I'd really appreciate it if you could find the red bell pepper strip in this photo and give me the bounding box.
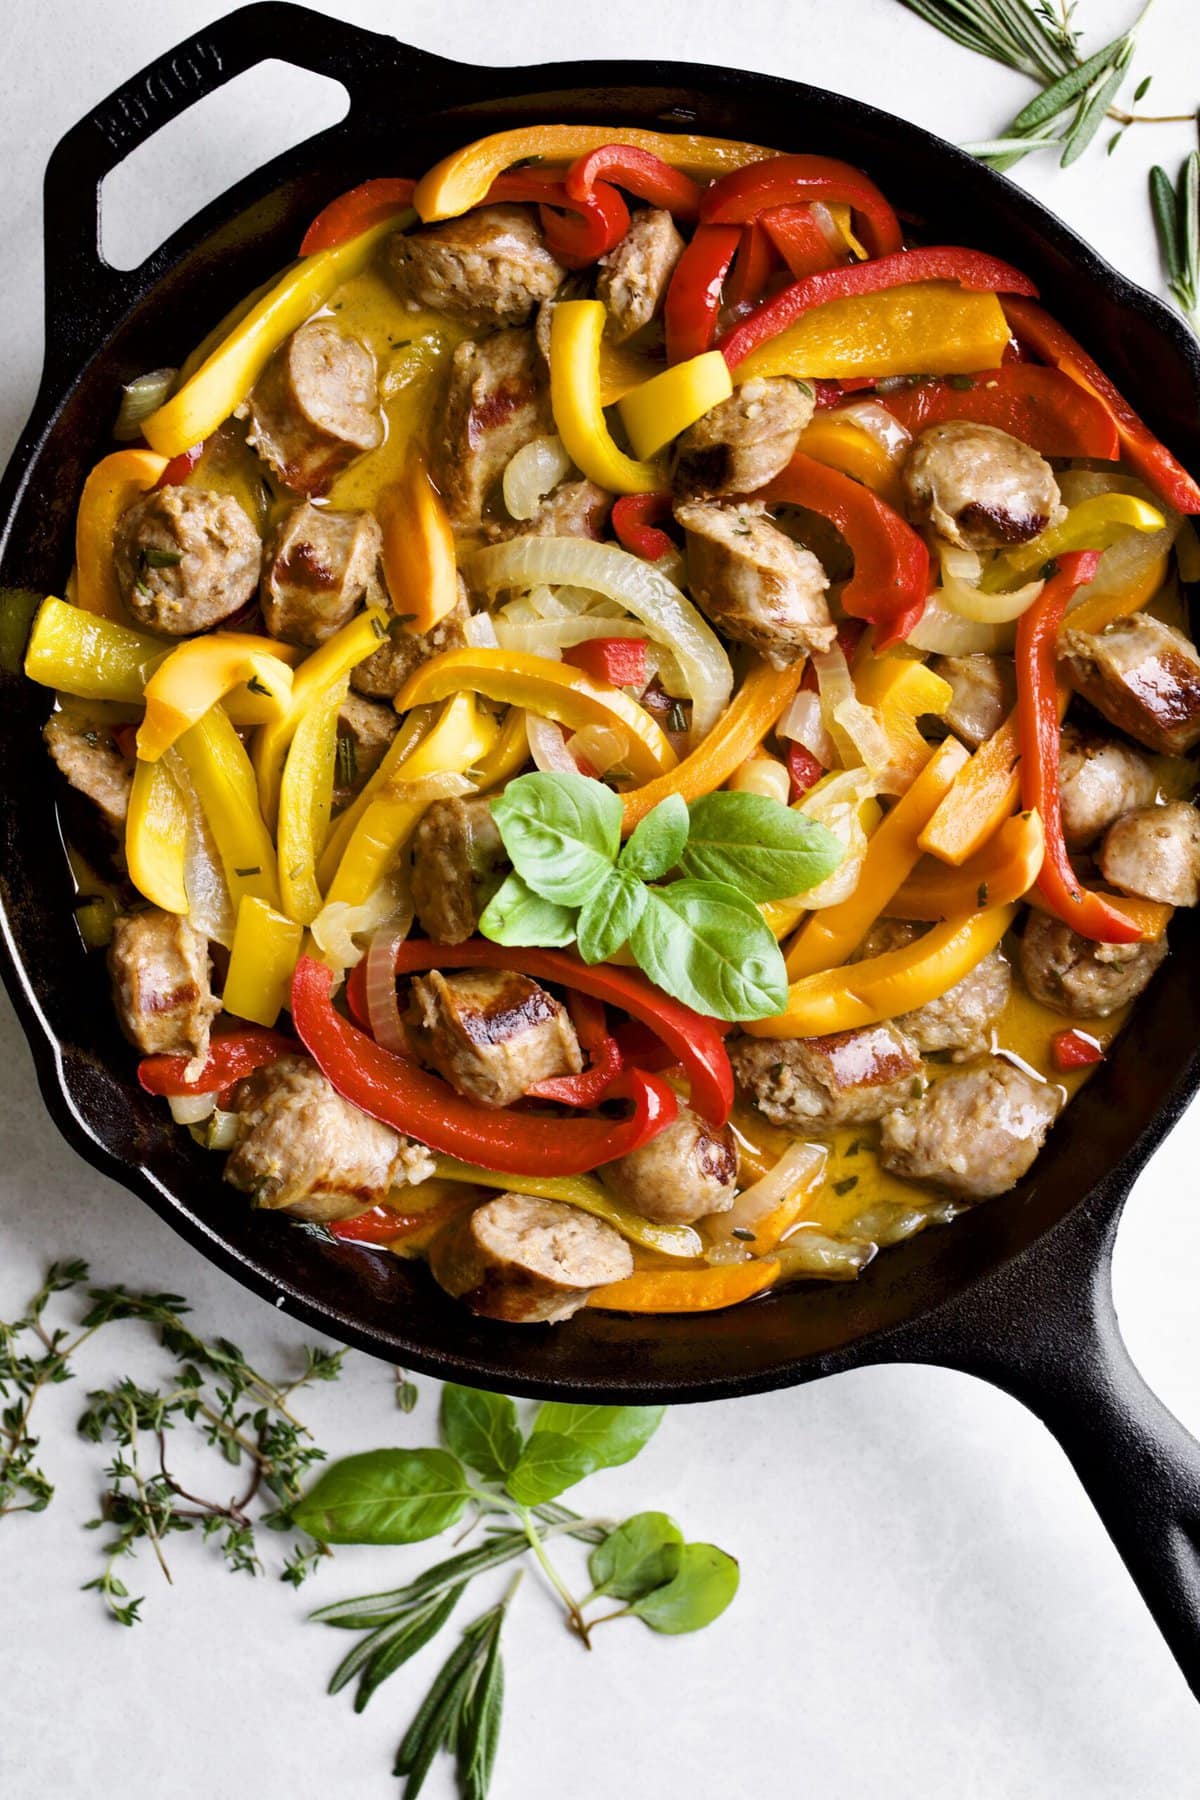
[528,1035,625,1107]
[138,1026,295,1097]
[759,204,844,279]
[664,223,742,364]
[330,1195,464,1246]
[698,153,903,258]
[155,442,204,488]
[1051,1028,1105,1072]
[814,376,877,409]
[292,956,677,1177]
[786,741,826,799]
[1003,297,1200,515]
[723,222,777,313]
[611,493,675,561]
[299,177,416,256]
[564,145,700,219]
[1015,551,1142,945]
[345,940,734,1126]
[877,365,1120,459]
[486,169,630,269]
[763,454,930,652]
[719,247,1039,369]
[563,637,649,686]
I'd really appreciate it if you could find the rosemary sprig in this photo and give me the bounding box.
[1151,144,1200,321]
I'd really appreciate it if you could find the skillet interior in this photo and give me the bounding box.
[2,28,1199,1400]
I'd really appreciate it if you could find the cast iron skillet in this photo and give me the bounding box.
[3,0,1200,1695]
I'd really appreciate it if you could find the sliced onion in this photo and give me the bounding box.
[526,713,580,775]
[835,400,912,463]
[938,540,1045,625]
[777,687,836,767]
[812,644,895,784]
[311,874,411,977]
[707,1141,827,1257]
[203,1109,240,1152]
[567,724,629,775]
[168,1091,217,1125]
[502,435,573,521]
[905,591,1014,655]
[772,1229,877,1282]
[382,772,473,807]
[463,611,500,648]
[493,613,649,659]
[113,367,177,441]
[363,905,416,1054]
[163,748,236,947]
[792,768,880,908]
[727,752,791,804]
[470,537,733,741]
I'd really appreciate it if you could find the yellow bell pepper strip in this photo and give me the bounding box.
[24,597,166,703]
[784,736,969,980]
[316,706,435,890]
[75,449,169,619]
[733,282,1011,384]
[851,651,954,788]
[432,1158,703,1259]
[412,125,777,221]
[470,707,530,791]
[137,633,295,762]
[378,451,459,635]
[745,905,1017,1039]
[620,658,802,833]
[278,675,347,926]
[126,757,189,914]
[980,493,1166,593]
[549,300,662,494]
[141,217,403,458]
[616,350,733,460]
[889,809,1046,920]
[394,646,677,783]
[796,413,903,506]
[174,705,280,913]
[325,692,497,909]
[222,897,303,1028]
[252,605,387,827]
[588,1259,781,1313]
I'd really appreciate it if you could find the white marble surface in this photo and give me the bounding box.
[3,3,1200,1795]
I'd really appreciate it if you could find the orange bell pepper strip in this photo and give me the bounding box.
[378,451,459,635]
[796,413,904,506]
[784,735,968,979]
[588,1259,781,1313]
[75,449,169,618]
[137,633,295,761]
[1026,888,1171,941]
[394,647,677,783]
[620,659,803,833]
[889,809,1045,920]
[412,125,777,221]
[732,283,1011,385]
[917,693,1059,867]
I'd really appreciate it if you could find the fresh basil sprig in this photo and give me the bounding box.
[479,773,842,1020]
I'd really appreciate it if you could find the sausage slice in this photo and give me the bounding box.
[1059,613,1200,755]
[430,1192,632,1323]
[1099,801,1200,907]
[901,420,1064,551]
[261,503,384,645]
[108,908,219,1073]
[596,207,685,343]
[730,1022,925,1132]
[674,498,835,667]
[673,378,814,500]
[387,205,566,328]
[410,796,509,946]
[407,968,583,1108]
[1019,911,1167,1017]
[879,1055,1061,1200]
[1057,723,1158,850]
[929,653,1016,750]
[114,485,261,635]
[601,1104,737,1225]
[245,321,383,496]
[433,329,554,533]
[44,709,133,839]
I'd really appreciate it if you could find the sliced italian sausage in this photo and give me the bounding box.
[387,205,565,328]
[878,1055,1061,1200]
[901,420,1064,551]
[114,485,261,635]
[674,498,835,667]
[601,1104,738,1226]
[673,378,814,500]
[108,908,219,1073]
[730,1022,925,1132]
[260,503,384,646]
[429,1192,633,1324]
[245,321,383,496]
[407,968,583,1108]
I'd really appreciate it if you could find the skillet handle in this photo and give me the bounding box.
[39,2,442,368]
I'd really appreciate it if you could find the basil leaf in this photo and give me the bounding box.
[679,791,844,901]
[292,1449,470,1544]
[490,773,621,904]
[530,1403,665,1471]
[478,872,577,947]
[629,881,788,1020]
[576,869,647,964]
[504,1431,597,1505]
[439,1385,523,1483]
[589,1512,684,1602]
[619,793,689,882]
[630,1542,740,1634]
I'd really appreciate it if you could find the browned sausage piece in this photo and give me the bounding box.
[674,499,835,668]
[113,485,261,635]
[429,1192,632,1324]
[225,1053,434,1222]
[601,1105,737,1225]
[596,207,685,342]
[260,503,384,646]
[407,968,583,1108]
[108,908,219,1072]
[1059,613,1200,755]
[410,796,508,946]
[673,378,814,500]
[1099,801,1200,907]
[334,693,398,804]
[929,653,1016,750]
[245,321,383,496]
[1057,722,1157,850]
[488,478,612,543]
[856,921,1012,1060]
[901,421,1064,551]
[387,205,566,329]
[433,329,554,533]
[350,584,470,702]
[1019,910,1167,1017]
[878,1056,1061,1200]
[44,710,133,839]
[729,1023,925,1132]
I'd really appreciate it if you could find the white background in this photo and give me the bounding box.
[3,3,1200,1796]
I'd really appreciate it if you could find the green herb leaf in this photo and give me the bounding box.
[589,1511,684,1601]
[529,1403,665,1471]
[490,773,620,904]
[478,873,576,948]
[630,881,788,1020]
[503,1431,597,1506]
[619,793,690,881]
[575,870,647,964]
[679,791,843,901]
[292,1448,470,1545]
[630,1542,740,1634]
[439,1386,523,1483]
